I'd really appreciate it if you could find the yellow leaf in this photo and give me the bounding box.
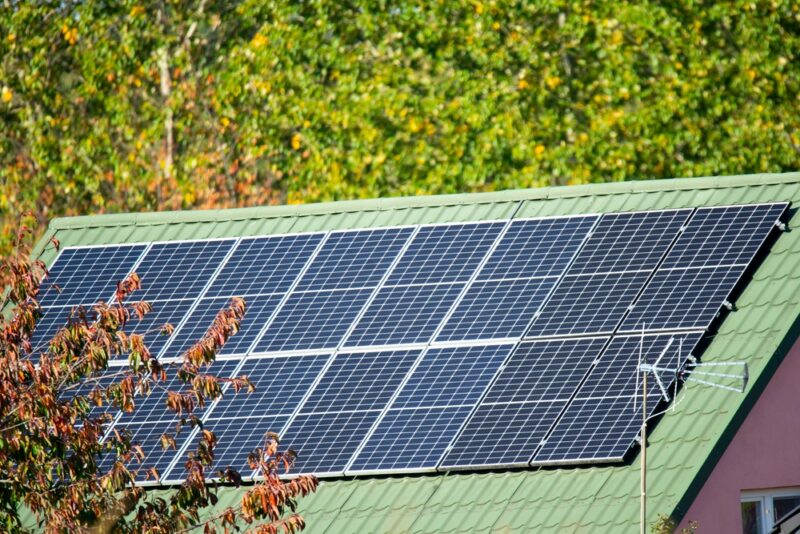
[129,5,145,17]
[517,79,529,90]
[291,133,301,150]
[534,144,546,157]
[251,33,268,49]
[1,87,12,103]
[545,75,561,90]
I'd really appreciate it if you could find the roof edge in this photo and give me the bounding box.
[48,172,800,230]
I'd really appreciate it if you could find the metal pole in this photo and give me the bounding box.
[641,371,647,534]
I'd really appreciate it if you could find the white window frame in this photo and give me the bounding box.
[741,487,800,533]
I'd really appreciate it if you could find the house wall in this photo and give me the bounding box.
[678,337,800,533]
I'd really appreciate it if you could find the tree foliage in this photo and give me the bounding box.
[1,1,799,251]
[0,228,317,532]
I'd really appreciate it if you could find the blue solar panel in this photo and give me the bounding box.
[533,333,702,464]
[348,344,512,472]
[391,345,513,409]
[525,211,691,337]
[385,223,504,285]
[620,266,743,332]
[194,415,290,479]
[164,295,283,357]
[281,349,420,474]
[477,216,597,280]
[436,278,557,342]
[120,299,195,359]
[28,306,92,355]
[441,337,607,468]
[567,210,691,275]
[39,245,147,307]
[101,419,198,482]
[281,411,383,475]
[349,407,473,472]
[209,355,329,420]
[661,203,787,269]
[205,234,324,297]
[254,289,372,352]
[61,366,128,420]
[118,359,243,424]
[300,350,420,413]
[134,240,235,301]
[526,272,650,337]
[296,228,413,291]
[344,284,464,347]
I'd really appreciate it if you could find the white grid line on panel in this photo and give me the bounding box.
[344,203,528,473]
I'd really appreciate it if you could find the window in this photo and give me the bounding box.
[741,488,800,533]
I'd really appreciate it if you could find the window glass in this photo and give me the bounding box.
[741,500,762,534]
[774,495,800,523]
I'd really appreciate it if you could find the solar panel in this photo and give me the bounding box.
[254,289,372,352]
[133,240,235,301]
[344,283,465,347]
[38,245,147,307]
[29,306,93,355]
[119,299,195,359]
[533,332,702,464]
[205,234,324,297]
[385,223,504,285]
[660,203,787,269]
[477,216,598,280]
[163,295,283,357]
[348,344,513,473]
[296,228,413,291]
[440,337,608,468]
[436,278,558,342]
[526,210,691,337]
[281,349,420,475]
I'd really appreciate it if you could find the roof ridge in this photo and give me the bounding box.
[48,172,800,230]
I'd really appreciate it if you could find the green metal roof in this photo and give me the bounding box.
[32,172,800,532]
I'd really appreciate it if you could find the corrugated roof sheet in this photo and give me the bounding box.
[30,172,800,532]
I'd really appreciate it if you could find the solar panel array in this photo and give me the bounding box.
[31,202,788,482]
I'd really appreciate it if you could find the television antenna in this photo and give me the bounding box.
[634,326,748,534]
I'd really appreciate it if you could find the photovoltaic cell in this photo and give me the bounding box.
[527,272,650,336]
[296,228,413,291]
[349,344,512,472]
[254,289,372,352]
[385,223,504,286]
[661,203,787,269]
[533,333,702,464]
[28,306,93,355]
[165,295,283,357]
[38,245,147,307]
[344,283,465,347]
[134,240,235,301]
[436,278,557,342]
[205,234,324,297]
[477,216,597,280]
[441,337,607,468]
